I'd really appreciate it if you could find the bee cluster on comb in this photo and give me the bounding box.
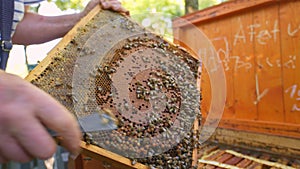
[28,10,202,169]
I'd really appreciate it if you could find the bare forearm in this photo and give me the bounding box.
[11,0,128,46]
[12,12,83,45]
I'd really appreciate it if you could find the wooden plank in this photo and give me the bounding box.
[218,119,300,138]
[214,153,234,169]
[246,162,261,169]
[202,164,216,169]
[81,154,107,169]
[81,154,138,169]
[198,159,242,169]
[68,154,84,169]
[200,63,211,118]
[80,141,149,169]
[197,147,215,162]
[198,149,224,168]
[253,3,284,122]
[231,10,257,120]
[203,145,219,156]
[249,154,271,169]
[226,150,295,169]
[192,118,199,167]
[172,27,180,45]
[197,145,219,168]
[224,156,243,165]
[173,0,283,28]
[197,143,210,158]
[236,158,253,168]
[215,153,233,163]
[197,159,208,168]
[211,127,300,158]
[270,158,290,169]
[280,0,300,123]
[204,150,226,160]
[204,19,235,119]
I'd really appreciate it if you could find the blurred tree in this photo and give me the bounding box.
[48,0,85,11]
[120,0,184,40]
[120,0,184,21]
[198,0,219,10]
[49,0,225,13]
[48,0,226,39]
[185,0,198,14]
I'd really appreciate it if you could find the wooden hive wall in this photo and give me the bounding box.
[173,0,300,139]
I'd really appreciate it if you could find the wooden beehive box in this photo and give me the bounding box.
[173,0,300,157]
[25,5,201,169]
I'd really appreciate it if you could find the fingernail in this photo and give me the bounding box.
[102,2,107,7]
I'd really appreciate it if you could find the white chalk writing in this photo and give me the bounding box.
[254,74,269,105]
[198,47,219,73]
[272,20,280,42]
[288,23,300,36]
[233,19,300,46]
[285,84,300,112]
[234,18,247,46]
[234,19,281,46]
[231,55,252,71]
[197,17,299,113]
[284,55,297,69]
[199,37,298,73]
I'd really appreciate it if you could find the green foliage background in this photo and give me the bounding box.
[47,0,85,11]
[50,0,222,14]
[48,0,224,39]
[119,0,220,39]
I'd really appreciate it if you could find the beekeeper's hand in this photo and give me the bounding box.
[0,70,81,163]
[82,0,129,16]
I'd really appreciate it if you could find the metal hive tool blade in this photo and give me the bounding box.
[78,112,118,132]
